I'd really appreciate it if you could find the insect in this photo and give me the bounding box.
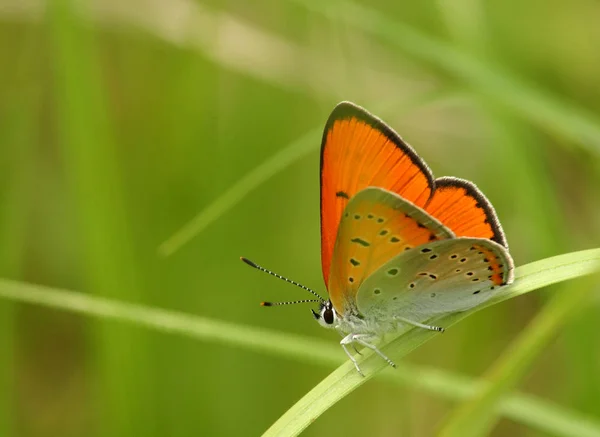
[242,101,514,375]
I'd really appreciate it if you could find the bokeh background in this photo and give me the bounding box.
[1,0,600,436]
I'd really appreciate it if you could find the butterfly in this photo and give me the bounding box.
[242,101,514,375]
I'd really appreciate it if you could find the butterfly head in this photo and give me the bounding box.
[312,300,337,328]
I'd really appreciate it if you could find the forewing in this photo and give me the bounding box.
[327,187,454,315]
[356,238,514,321]
[320,102,434,287]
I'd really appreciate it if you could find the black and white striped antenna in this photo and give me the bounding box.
[240,257,324,306]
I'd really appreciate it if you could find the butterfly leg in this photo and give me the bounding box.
[351,334,397,369]
[340,333,396,374]
[336,327,362,355]
[340,341,364,376]
[395,316,445,333]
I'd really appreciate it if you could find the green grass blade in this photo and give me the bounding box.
[0,82,36,437]
[48,2,153,435]
[158,126,320,257]
[0,278,334,364]
[406,366,600,437]
[291,0,600,151]
[439,276,597,437]
[501,392,600,437]
[0,250,598,436]
[262,248,600,436]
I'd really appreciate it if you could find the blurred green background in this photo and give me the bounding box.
[1,0,600,436]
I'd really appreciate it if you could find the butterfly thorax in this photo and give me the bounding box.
[339,305,399,336]
[315,299,397,336]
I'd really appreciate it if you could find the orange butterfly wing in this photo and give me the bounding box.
[320,102,507,289]
[424,177,506,246]
[320,103,435,286]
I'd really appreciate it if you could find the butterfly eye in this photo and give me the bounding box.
[323,304,335,325]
